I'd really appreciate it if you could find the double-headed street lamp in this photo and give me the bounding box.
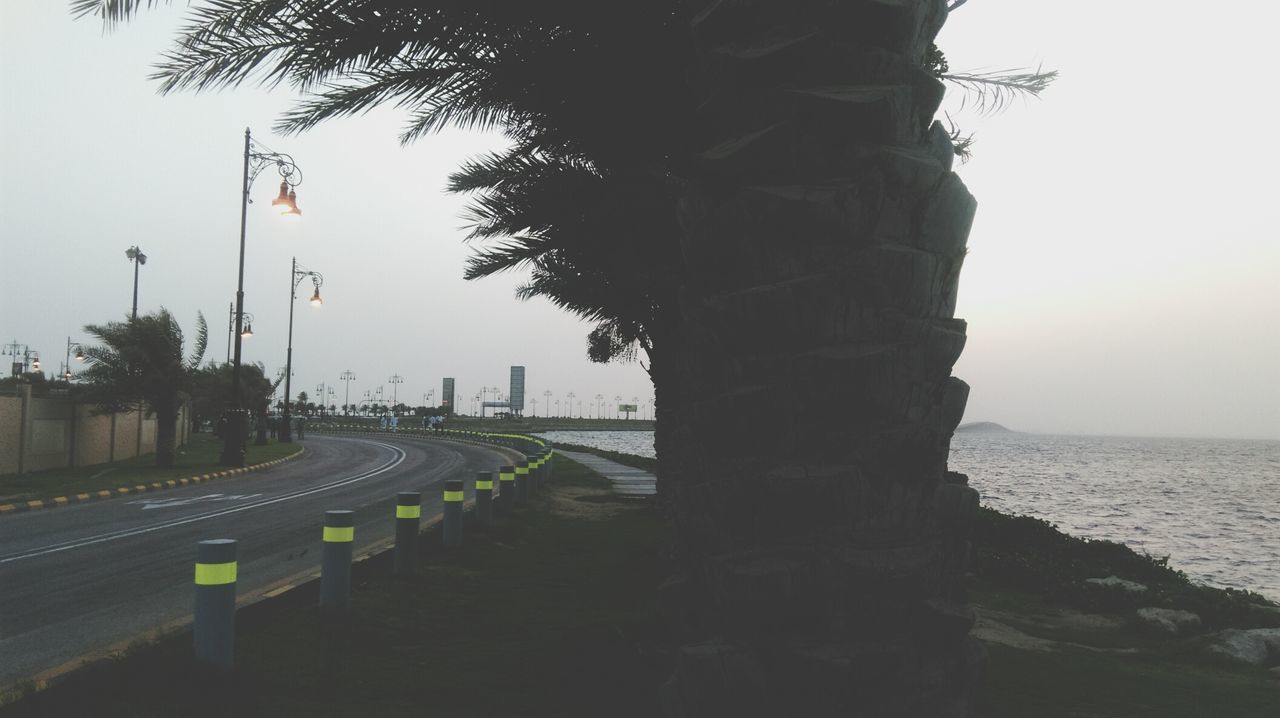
[221,128,303,467]
[125,246,147,320]
[62,338,85,381]
[281,257,323,443]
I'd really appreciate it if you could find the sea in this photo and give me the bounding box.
[537,430,1280,601]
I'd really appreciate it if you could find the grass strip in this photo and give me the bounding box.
[0,434,301,503]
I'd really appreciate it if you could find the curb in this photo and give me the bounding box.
[0,447,307,517]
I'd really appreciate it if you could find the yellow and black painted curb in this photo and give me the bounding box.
[0,447,306,517]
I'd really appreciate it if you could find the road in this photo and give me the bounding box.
[0,433,516,687]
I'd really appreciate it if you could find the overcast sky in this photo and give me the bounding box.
[2,1,1277,439]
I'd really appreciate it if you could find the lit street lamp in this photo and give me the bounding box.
[222,127,304,466]
[281,257,323,442]
[125,246,147,320]
[63,337,85,381]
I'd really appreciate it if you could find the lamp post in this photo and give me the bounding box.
[339,370,355,415]
[544,390,552,418]
[221,128,303,466]
[226,305,256,363]
[281,257,323,443]
[388,374,403,413]
[63,337,85,381]
[567,391,576,419]
[125,246,147,320]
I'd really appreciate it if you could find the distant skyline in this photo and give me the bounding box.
[2,1,1277,440]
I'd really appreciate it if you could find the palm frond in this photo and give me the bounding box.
[943,67,1057,115]
[70,0,167,26]
[187,311,208,371]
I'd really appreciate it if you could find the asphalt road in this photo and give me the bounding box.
[0,433,517,687]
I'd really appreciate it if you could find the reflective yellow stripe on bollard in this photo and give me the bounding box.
[194,561,238,585]
[323,526,355,542]
[396,504,421,519]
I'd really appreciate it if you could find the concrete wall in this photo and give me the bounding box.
[0,394,22,475]
[0,390,190,475]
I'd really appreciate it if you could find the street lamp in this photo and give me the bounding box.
[567,391,576,418]
[222,128,304,467]
[63,337,85,381]
[281,257,323,443]
[125,246,147,320]
[388,374,403,413]
[340,370,356,415]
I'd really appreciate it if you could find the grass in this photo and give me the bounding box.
[3,451,1276,717]
[979,643,1279,717]
[0,433,301,503]
[1,457,669,718]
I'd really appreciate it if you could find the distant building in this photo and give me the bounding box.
[442,377,455,414]
[509,366,525,416]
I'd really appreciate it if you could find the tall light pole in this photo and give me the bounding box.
[222,128,303,466]
[595,394,604,419]
[340,370,356,415]
[388,374,403,413]
[63,337,85,381]
[281,257,323,442]
[125,246,147,320]
[567,391,576,418]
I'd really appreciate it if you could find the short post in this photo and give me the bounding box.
[443,479,464,547]
[475,471,494,529]
[320,510,355,615]
[514,459,530,505]
[525,454,540,495]
[193,539,238,669]
[498,465,515,514]
[394,492,421,575]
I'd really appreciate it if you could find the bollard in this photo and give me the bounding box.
[394,492,421,575]
[443,479,464,546]
[193,539,238,669]
[475,471,494,528]
[320,510,355,615]
[514,459,530,505]
[498,465,515,514]
[525,454,540,495]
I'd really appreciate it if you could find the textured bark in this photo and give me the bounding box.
[660,1,983,715]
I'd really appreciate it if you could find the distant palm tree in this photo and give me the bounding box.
[79,309,207,468]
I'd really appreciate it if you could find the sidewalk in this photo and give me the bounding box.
[552,450,655,496]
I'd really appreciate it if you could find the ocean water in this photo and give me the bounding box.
[539,429,1280,600]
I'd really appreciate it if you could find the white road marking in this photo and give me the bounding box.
[0,441,407,564]
[130,494,263,510]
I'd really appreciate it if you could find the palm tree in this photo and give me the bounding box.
[72,2,1053,713]
[78,309,207,468]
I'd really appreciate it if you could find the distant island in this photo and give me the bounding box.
[956,421,1016,433]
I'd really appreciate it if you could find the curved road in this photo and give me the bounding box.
[0,433,516,687]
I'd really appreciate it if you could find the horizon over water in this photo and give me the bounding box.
[538,429,1280,601]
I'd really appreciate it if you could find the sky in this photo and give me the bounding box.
[1,1,1277,439]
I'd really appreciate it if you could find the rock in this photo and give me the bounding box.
[1135,608,1201,636]
[1085,576,1149,593]
[1204,628,1280,665]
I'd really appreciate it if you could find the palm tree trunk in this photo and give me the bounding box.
[661,2,982,715]
[154,400,178,469]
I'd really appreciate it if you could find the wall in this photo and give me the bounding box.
[0,390,190,476]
